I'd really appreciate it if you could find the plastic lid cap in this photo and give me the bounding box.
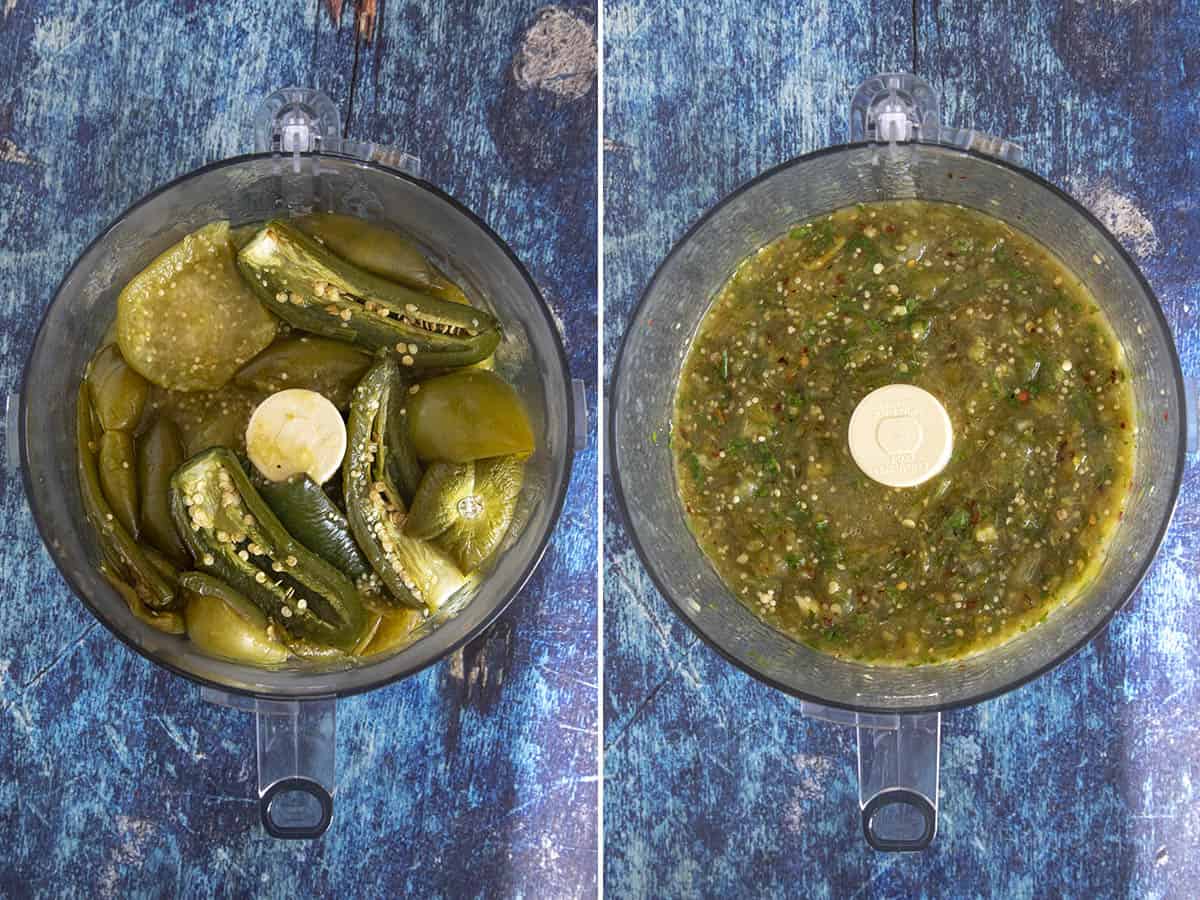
[847,385,953,488]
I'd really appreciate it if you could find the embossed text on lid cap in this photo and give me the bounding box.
[847,384,953,488]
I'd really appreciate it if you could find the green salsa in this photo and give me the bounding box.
[672,201,1136,665]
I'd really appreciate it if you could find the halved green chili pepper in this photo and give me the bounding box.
[294,212,440,290]
[236,220,500,369]
[385,375,424,504]
[344,359,467,610]
[87,344,149,432]
[234,336,372,410]
[77,385,175,610]
[169,447,368,651]
[137,417,189,564]
[258,474,373,582]
[294,213,475,308]
[98,430,139,538]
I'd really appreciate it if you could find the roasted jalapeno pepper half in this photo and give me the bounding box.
[169,447,368,651]
[237,221,500,369]
[137,416,189,564]
[258,474,373,583]
[344,359,466,610]
[77,385,176,611]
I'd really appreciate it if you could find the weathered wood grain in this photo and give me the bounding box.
[0,1,597,897]
[604,1,1200,896]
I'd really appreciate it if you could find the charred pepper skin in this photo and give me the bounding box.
[169,447,368,651]
[77,385,176,611]
[236,220,501,369]
[258,474,373,582]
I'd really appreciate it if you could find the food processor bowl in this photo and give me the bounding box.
[610,74,1186,849]
[17,89,583,837]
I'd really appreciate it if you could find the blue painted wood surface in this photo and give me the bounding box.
[604,1,1200,896]
[0,1,597,896]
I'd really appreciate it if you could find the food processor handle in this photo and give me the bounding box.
[855,712,940,851]
[800,702,940,851]
[202,689,337,839]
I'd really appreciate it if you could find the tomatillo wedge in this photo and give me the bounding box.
[236,220,500,369]
[181,571,290,666]
[344,359,467,610]
[406,369,534,463]
[117,221,278,391]
[405,456,524,573]
[169,447,367,651]
[361,607,425,656]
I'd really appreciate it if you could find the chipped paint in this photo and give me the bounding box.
[32,14,80,54]
[0,138,33,166]
[1069,177,1161,259]
[513,6,597,100]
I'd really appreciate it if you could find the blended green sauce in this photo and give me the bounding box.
[672,201,1136,665]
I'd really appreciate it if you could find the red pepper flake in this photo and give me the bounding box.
[835,273,846,284]
[1017,390,1030,403]
[1164,411,1170,422]
[1120,421,1127,430]
[773,403,783,413]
